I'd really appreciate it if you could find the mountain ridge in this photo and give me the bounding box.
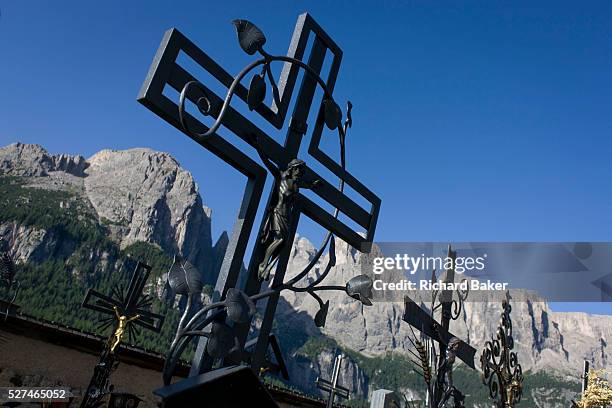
[0,142,607,406]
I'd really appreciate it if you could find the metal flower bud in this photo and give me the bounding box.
[345,274,373,306]
[166,255,203,296]
[224,288,256,323]
[232,19,266,55]
[206,322,236,358]
[323,99,341,130]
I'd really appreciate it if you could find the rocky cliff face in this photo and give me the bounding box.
[280,234,612,382]
[84,148,214,280]
[0,143,218,282]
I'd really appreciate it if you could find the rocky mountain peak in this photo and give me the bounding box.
[282,235,612,376]
[0,143,216,281]
[0,142,88,177]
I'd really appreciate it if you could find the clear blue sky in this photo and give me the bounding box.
[1,1,611,313]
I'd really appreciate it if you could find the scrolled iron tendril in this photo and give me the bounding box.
[177,20,350,144]
[480,291,523,408]
[162,257,374,385]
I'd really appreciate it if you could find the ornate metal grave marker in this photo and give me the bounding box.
[402,246,475,408]
[0,234,20,319]
[138,11,380,383]
[480,291,524,408]
[80,262,164,408]
[316,353,350,408]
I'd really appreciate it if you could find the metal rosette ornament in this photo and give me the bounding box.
[480,291,524,408]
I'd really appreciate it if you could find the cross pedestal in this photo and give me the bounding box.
[154,365,278,408]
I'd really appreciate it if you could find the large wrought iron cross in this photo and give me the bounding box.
[138,13,380,376]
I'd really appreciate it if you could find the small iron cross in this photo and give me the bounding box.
[316,353,350,408]
[82,261,164,337]
[138,13,380,375]
[403,296,476,369]
[401,247,476,408]
[80,261,164,408]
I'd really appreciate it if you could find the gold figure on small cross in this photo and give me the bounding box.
[110,306,140,353]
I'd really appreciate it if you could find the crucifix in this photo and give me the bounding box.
[137,12,380,378]
[402,246,476,408]
[316,353,350,408]
[80,261,165,408]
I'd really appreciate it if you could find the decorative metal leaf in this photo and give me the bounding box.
[323,99,341,130]
[206,322,236,358]
[167,255,203,296]
[232,19,266,55]
[247,73,266,110]
[345,274,374,306]
[314,300,329,328]
[225,288,256,323]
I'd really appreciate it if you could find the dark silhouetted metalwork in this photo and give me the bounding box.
[0,235,20,320]
[402,246,475,408]
[480,291,524,408]
[138,12,380,390]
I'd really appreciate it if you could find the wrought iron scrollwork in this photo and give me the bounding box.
[480,291,524,408]
[177,20,351,145]
[162,234,374,385]
[431,273,469,322]
[177,18,354,287]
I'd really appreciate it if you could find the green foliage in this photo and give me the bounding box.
[0,176,180,354]
[121,241,173,279]
[0,177,111,251]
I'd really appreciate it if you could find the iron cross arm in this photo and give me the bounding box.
[137,13,380,251]
[81,262,164,332]
[403,296,476,369]
[316,378,350,399]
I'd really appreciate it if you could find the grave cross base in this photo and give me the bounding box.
[154,365,278,408]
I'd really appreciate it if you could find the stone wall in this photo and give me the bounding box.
[0,314,334,408]
[0,327,163,406]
